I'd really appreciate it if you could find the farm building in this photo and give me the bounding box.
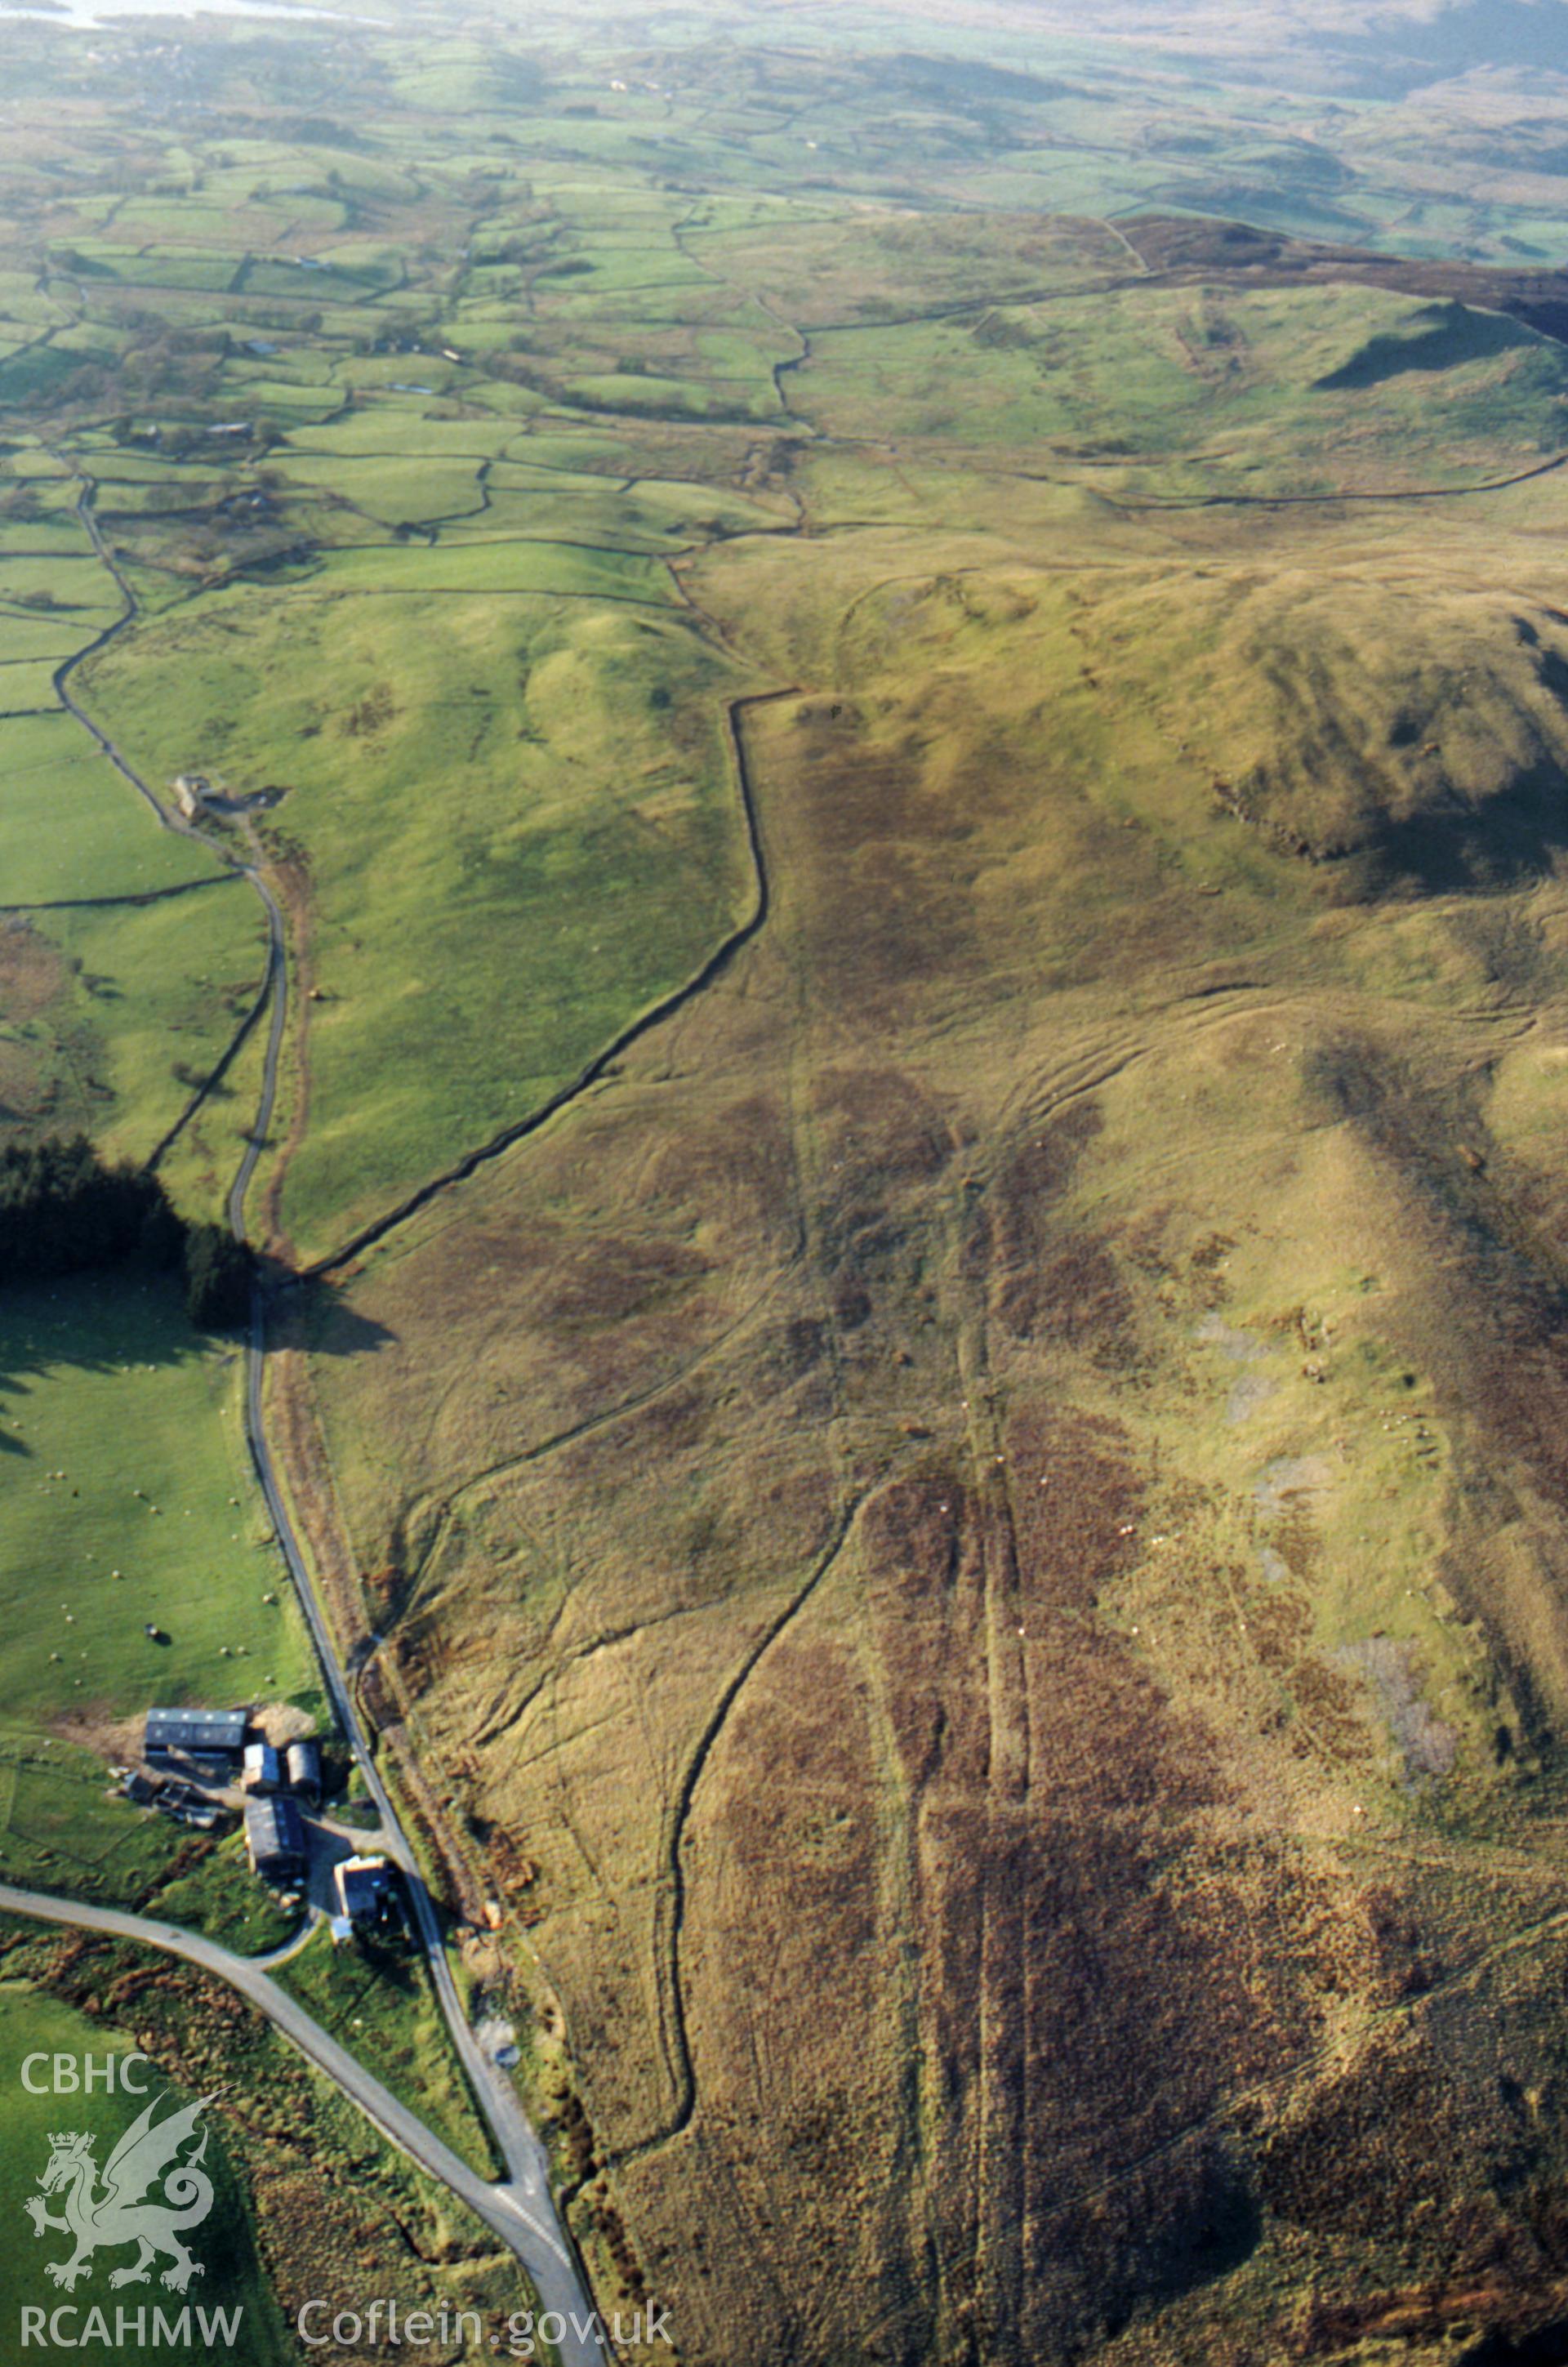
[332,1854,393,1927]
[145,1706,248,1767]
[245,1794,306,1883]
[285,1739,321,1801]
[243,1741,283,1794]
[172,773,212,819]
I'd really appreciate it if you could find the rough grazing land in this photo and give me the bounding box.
[305,525,1568,2360]
[16,0,1568,2358]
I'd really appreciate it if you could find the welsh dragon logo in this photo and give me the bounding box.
[24,2093,215,2293]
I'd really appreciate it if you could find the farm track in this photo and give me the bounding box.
[39,475,608,2365]
[638,1494,866,2160]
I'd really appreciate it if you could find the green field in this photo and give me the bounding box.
[0,883,265,1192]
[0,1981,289,2365]
[275,1924,498,2178]
[307,536,679,602]
[81,583,752,1255]
[0,714,223,903]
[0,1272,316,1749]
[0,1730,187,1903]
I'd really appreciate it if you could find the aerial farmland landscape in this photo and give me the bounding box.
[14,0,1568,2361]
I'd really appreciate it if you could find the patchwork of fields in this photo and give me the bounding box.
[11,0,1568,2359]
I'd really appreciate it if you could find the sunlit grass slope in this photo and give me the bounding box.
[0,1271,315,1744]
[79,579,754,1257]
[793,283,1568,496]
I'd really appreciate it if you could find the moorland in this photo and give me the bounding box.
[13,0,1568,2359]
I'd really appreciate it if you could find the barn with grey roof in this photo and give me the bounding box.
[245,1794,306,1883]
[144,1706,249,1766]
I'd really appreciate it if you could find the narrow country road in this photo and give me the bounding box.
[0,1883,607,2356]
[42,475,607,2362]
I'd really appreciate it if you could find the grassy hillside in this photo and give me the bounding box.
[15,2,1568,2360]
[80,580,754,1257]
[791,283,1568,495]
[301,497,1568,2363]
